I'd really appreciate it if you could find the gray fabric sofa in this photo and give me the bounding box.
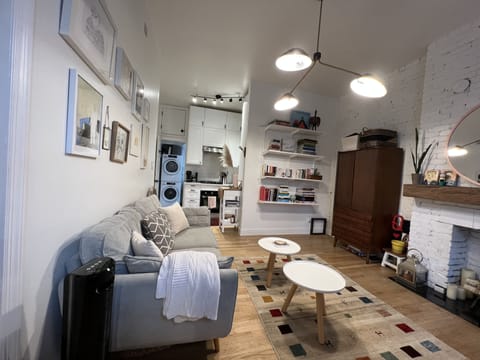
[62,195,238,352]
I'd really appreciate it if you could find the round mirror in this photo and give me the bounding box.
[447,104,480,185]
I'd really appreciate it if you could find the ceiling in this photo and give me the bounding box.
[148,0,480,111]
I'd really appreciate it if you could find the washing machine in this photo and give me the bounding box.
[161,154,184,182]
[159,181,182,206]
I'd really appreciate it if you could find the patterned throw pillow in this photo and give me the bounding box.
[141,211,175,256]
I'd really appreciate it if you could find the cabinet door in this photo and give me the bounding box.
[226,112,242,131]
[161,106,187,137]
[203,127,226,147]
[189,106,205,127]
[186,125,203,165]
[351,149,378,213]
[334,151,356,208]
[205,108,227,129]
[226,129,241,167]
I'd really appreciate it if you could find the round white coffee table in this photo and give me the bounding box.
[257,237,301,287]
[281,260,346,344]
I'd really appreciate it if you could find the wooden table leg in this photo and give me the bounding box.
[266,252,276,287]
[281,284,298,313]
[316,293,326,344]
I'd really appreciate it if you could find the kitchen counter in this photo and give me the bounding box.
[185,182,233,187]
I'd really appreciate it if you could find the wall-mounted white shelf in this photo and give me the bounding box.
[262,149,325,161]
[258,200,318,206]
[261,176,322,183]
[264,124,323,137]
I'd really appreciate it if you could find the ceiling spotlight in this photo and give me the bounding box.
[273,0,386,111]
[229,98,233,102]
[203,97,207,103]
[220,98,224,103]
[192,95,197,103]
[239,97,243,102]
[212,98,217,105]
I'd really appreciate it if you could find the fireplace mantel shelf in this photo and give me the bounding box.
[403,184,480,206]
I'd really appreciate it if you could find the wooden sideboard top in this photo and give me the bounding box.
[403,184,480,206]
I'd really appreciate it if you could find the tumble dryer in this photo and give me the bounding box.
[159,181,182,206]
[161,154,183,182]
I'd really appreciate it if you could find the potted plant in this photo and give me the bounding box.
[411,128,433,184]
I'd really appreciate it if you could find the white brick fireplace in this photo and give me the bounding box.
[409,200,480,287]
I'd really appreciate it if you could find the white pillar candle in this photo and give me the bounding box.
[446,284,458,300]
[457,287,466,301]
[461,268,476,286]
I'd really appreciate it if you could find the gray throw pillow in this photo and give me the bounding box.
[217,256,234,269]
[124,255,162,273]
[141,211,174,256]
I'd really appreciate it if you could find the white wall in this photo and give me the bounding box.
[22,0,160,357]
[240,80,339,235]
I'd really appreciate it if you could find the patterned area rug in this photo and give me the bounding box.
[235,254,467,360]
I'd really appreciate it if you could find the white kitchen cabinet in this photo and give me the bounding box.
[203,128,226,147]
[226,128,241,167]
[186,106,205,165]
[160,105,187,139]
[226,112,242,131]
[204,108,227,129]
[182,183,201,207]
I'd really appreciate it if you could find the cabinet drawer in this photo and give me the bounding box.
[183,198,200,207]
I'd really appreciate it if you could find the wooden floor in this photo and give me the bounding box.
[210,229,480,359]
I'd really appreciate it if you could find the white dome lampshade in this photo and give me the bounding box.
[275,48,312,72]
[274,93,299,111]
[350,75,387,98]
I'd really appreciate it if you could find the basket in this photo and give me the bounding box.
[391,240,406,254]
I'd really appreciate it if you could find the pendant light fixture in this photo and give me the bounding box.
[274,0,387,111]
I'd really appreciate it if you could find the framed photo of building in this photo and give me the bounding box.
[65,69,103,158]
[114,47,134,100]
[110,121,129,163]
[59,0,117,84]
[131,72,144,120]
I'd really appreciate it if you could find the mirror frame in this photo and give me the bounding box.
[447,103,480,186]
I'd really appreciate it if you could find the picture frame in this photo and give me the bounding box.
[140,124,150,169]
[129,122,141,157]
[65,68,103,158]
[114,47,134,100]
[290,110,311,128]
[310,218,327,235]
[131,72,144,120]
[424,169,440,185]
[110,121,129,163]
[59,0,117,84]
[143,98,150,123]
[102,105,111,150]
[444,170,458,186]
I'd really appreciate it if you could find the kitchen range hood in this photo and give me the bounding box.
[203,145,223,153]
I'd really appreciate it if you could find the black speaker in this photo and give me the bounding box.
[61,257,115,360]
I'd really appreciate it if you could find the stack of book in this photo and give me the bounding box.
[263,164,277,176]
[277,186,291,203]
[269,139,281,150]
[225,200,240,207]
[296,139,317,154]
[268,119,290,127]
[295,187,315,203]
[259,186,278,202]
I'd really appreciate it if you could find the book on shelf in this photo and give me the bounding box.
[268,119,291,127]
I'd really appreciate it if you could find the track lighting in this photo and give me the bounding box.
[190,93,245,104]
[274,0,387,111]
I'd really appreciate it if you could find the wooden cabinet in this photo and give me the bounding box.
[332,148,404,263]
[160,105,188,140]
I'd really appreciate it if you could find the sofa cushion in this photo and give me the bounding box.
[131,230,164,258]
[182,207,210,227]
[79,206,141,264]
[123,255,163,273]
[133,195,161,217]
[141,211,174,256]
[158,202,190,235]
[173,226,218,250]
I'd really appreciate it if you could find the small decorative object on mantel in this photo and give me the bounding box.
[309,109,321,130]
[444,170,458,186]
[411,128,434,185]
[424,169,439,185]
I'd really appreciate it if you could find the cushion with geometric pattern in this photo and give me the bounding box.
[141,211,175,256]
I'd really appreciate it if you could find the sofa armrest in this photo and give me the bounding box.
[182,206,211,227]
[110,269,238,351]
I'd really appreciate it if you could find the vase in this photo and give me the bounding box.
[411,173,423,185]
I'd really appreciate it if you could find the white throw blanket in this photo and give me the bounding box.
[156,251,220,323]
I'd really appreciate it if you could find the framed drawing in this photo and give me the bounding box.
[129,122,141,157]
[110,121,129,163]
[310,218,326,235]
[445,170,458,186]
[290,110,311,128]
[59,0,117,84]
[65,69,103,158]
[143,98,150,123]
[131,72,144,120]
[425,169,440,185]
[114,47,134,100]
[140,124,150,169]
[102,105,111,150]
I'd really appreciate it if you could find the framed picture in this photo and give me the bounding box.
[310,218,327,235]
[143,98,150,123]
[114,47,134,100]
[290,110,311,128]
[102,105,111,150]
[425,169,440,185]
[59,0,117,84]
[129,122,141,157]
[140,124,150,169]
[110,121,129,163]
[445,170,458,186]
[65,69,103,158]
[131,72,144,120]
